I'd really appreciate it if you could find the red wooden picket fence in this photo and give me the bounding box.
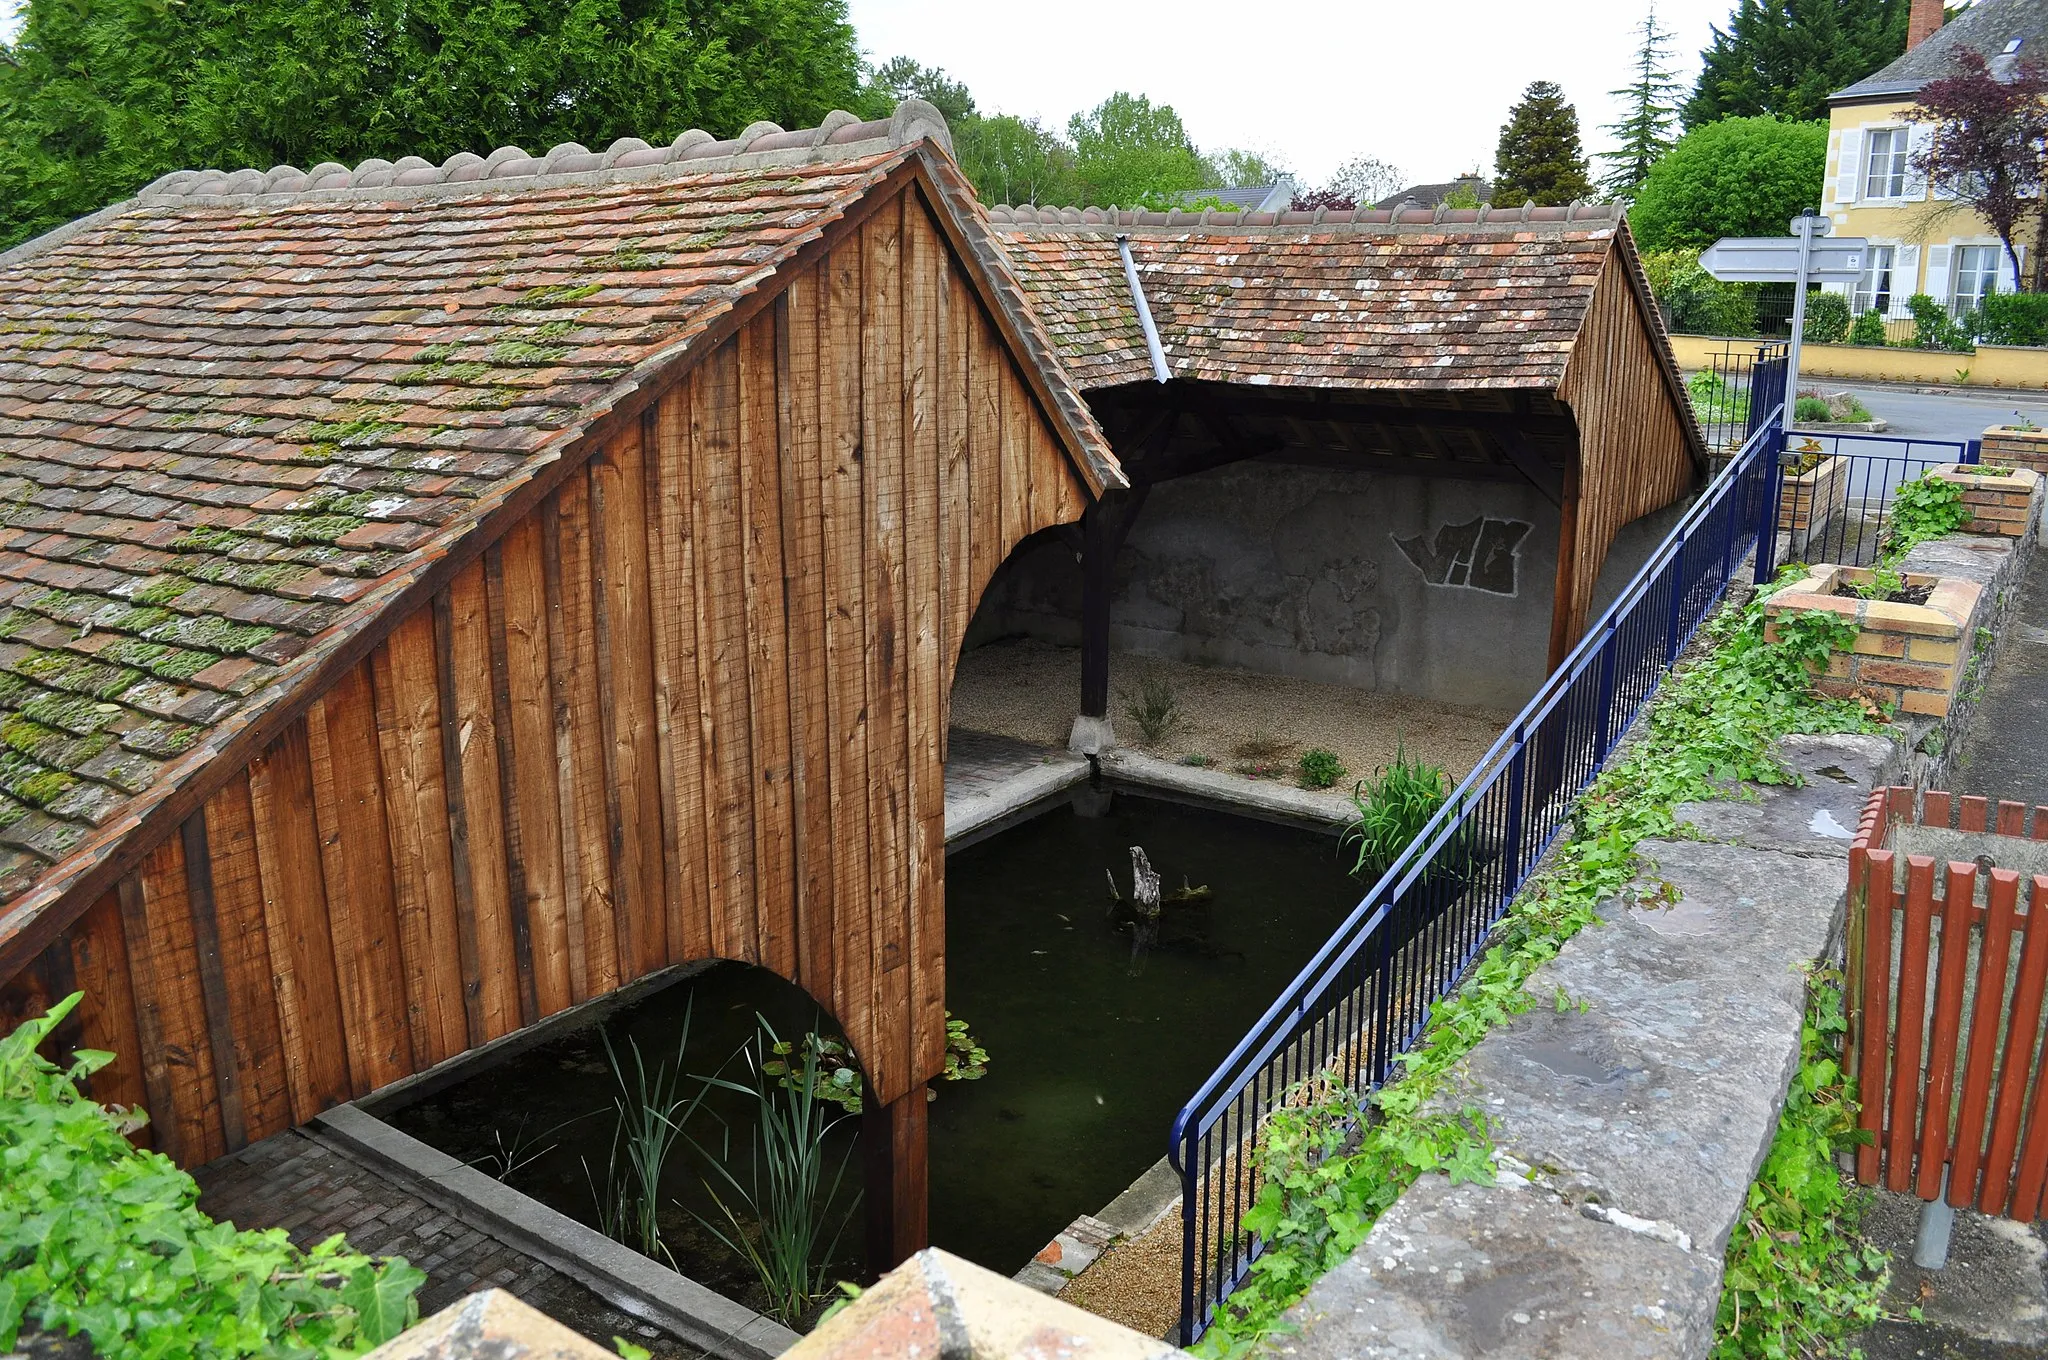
[1849,787,2048,1219]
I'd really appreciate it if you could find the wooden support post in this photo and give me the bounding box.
[1545,456,1584,673]
[863,1087,930,1275]
[1074,485,1149,753]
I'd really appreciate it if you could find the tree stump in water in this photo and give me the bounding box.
[1129,847,1162,921]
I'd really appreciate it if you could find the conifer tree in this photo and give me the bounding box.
[1601,6,1683,198]
[1684,0,1908,127]
[1495,81,1596,206]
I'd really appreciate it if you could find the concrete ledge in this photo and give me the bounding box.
[1103,750,1354,831]
[783,1249,1178,1360]
[315,1104,799,1360]
[1277,733,1895,1359]
[1271,1173,1719,1359]
[366,1289,615,1359]
[944,750,1090,845]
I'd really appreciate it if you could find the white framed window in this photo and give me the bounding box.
[1855,245,1896,315]
[1864,127,1910,199]
[1953,244,2001,309]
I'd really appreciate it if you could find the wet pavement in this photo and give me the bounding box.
[1948,543,2048,807]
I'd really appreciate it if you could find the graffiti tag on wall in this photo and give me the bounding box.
[1393,517,1530,595]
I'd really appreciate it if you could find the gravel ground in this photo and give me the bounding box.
[951,639,1513,789]
[1057,1210,1183,1341]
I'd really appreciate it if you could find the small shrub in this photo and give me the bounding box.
[1179,753,1212,767]
[1118,673,1186,745]
[1801,291,1850,344]
[1846,309,1888,346]
[1343,747,1449,881]
[0,995,424,1358]
[1642,248,1759,335]
[1970,291,2048,347]
[1687,368,1745,426]
[1907,294,1972,353]
[1883,473,1970,558]
[1792,395,1832,423]
[1298,748,1347,790]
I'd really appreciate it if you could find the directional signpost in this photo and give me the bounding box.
[1701,212,1870,431]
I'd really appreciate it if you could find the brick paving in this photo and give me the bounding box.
[192,1129,704,1359]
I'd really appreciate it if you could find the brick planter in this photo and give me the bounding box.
[1981,423,2048,477]
[1764,565,1984,718]
[1927,462,2041,539]
[1777,447,1846,536]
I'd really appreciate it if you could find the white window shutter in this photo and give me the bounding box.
[1925,243,1952,301]
[1837,127,1862,205]
[1891,244,1922,314]
[1906,124,1933,198]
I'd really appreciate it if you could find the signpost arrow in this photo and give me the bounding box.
[1701,213,1863,456]
[1699,236,1870,283]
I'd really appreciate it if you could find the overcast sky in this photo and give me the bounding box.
[0,0,1747,189]
[847,0,1740,190]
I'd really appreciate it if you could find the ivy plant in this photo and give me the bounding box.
[0,993,425,1358]
[1195,574,1878,1357]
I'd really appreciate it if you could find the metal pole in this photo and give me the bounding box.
[1785,213,1818,423]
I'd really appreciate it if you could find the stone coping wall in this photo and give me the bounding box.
[1274,731,1902,1359]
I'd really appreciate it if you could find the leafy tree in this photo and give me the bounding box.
[1494,81,1594,206]
[954,113,1081,205]
[1628,115,1826,249]
[0,0,869,251]
[1601,6,1683,197]
[860,55,976,126]
[1213,146,1291,188]
[1684,0,1909,127]
[1066,91,1210,207]
[1910,49,2048,292]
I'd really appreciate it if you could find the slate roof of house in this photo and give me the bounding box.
[985,201,1628,392]
[1372,177,1492,210]
[1835,0,2048,101]
[1174,184,1296,212]
[0,102,1118,923]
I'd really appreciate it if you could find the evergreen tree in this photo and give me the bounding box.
[1684,0,1909,127]
[1601,6,1683,198]
[1495,81,1596,206]
[0,0,868,251]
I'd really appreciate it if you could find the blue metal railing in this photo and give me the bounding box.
[1168,403,1788,1345]
[1776,427,1977,568]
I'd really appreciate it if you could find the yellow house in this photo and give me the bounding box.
[1822,0,2044,322]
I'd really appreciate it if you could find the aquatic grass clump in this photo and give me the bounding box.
[586,1002,706,1265]
[1343,744,1450,881]
[687,1016,862,1329]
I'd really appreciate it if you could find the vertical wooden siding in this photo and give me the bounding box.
[1554,244,1698,649]
[0,185,1090,1162]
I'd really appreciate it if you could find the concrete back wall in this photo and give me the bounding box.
[968,459,1691,713]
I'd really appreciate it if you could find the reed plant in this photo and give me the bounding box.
[584,1003,706,1265]
[686,1016,861,1329]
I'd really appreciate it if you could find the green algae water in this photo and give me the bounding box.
[931,789,1358,1272]
[382,786,1359,1303]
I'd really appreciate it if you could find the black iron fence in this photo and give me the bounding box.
[1167,406,1787,1345]
[1686,339,1788,459]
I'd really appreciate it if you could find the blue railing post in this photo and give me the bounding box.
[1754,416,1784,585]
[1500,729,1529,903]
[1591,622,1620,761]
[1663,526,1689,664]
[1963,437,1982,467]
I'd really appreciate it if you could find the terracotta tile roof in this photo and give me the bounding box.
[986,203,1626,393]
[0,103,1115,913]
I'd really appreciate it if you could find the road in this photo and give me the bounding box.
[1817,382,2048,444]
